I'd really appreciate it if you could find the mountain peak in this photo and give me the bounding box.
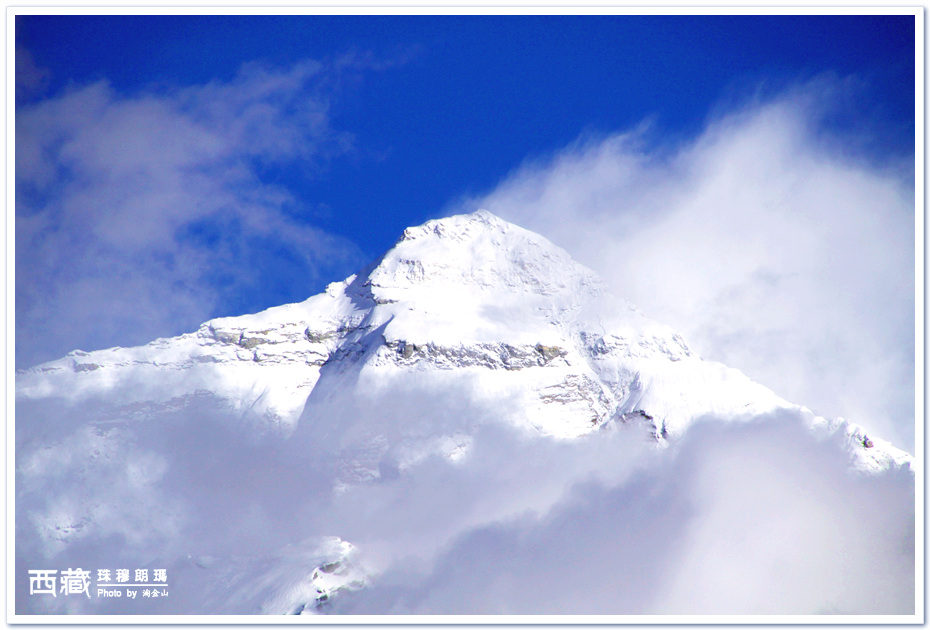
[14,209,915,616]
[366,210,604,302]
[397,209,507,243]
[16,210,912,461]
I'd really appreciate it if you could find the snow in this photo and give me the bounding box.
[15,210,820,441]
[14,210,915,616]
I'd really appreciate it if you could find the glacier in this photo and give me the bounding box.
[14,210,915,616]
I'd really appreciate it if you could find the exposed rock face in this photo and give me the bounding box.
[380,339,568,371]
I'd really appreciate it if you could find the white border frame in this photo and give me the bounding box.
[5,6,924,625]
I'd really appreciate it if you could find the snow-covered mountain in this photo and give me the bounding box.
[15,210,915,616]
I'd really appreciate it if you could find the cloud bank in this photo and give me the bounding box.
[16,397,914,615]
[330,415,914,615]
[16,58,365,369]
[458,80,915,452]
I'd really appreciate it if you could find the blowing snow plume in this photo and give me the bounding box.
[15,210,914,617]
[460,81,915,454]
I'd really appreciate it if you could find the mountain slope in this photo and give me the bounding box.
[14,210,914,616]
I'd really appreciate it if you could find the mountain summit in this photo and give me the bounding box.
[15,210,914,615]
[17,210,907,463]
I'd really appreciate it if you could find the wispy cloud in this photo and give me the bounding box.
[457,78,915,451]
[16,56,368,369]
[15,43,49,102]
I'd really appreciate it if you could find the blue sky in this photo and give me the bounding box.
[17,14,915,259]
[15,12,918,449]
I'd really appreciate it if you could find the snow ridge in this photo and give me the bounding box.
[15,210,913,615]
[17,209,911,464]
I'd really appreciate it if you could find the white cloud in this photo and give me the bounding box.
[15,366,914,615]
[16,58,365,369]
[330,414,914,615]
[457,80,915,452]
